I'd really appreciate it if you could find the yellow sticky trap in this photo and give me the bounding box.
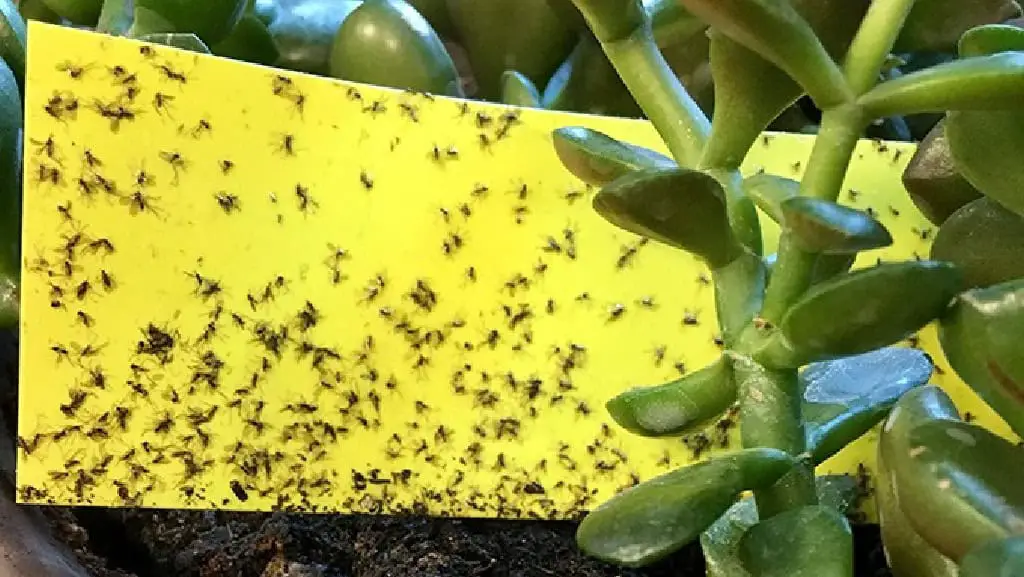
[17,22,1012,519]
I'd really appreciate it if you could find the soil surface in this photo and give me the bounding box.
[1,330,894,577]
[37,506,893,577]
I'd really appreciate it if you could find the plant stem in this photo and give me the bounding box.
[601,27,710,168]
[730,354,816,517]
[842,0,918,95]
[759,105,865,323]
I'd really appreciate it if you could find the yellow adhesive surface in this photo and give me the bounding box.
[17,22,1011,518]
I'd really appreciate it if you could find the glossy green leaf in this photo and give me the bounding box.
[552,126,675,186]
[901,118,982,226]
[38,0,100,24]
[677,0,849,108]
[738,505,852,577]
[576,448,794,567]
[18,0,62,24]
[802,347,933,464]
[718,171,764,258]
[252,0,278,25]
[781,196,892,254]
[645,0,703,47]
[743,173,798,223]
[896,0,1022,53]
[859,53,1024,118]
[607,357,735,437]
[699,0,868,169]
[541,32,641,117]
[134,0,246,45]
[405,0,454,38]
[593,167,743,268]
[780,261,963,362]
[877,386,961,577]
[810,253,856,286]
[0,0,25,90]
[212,12,279,65]
[714,250,766,344]
[702,475,859,577]
[137,32,211,54]
[900,419,1024,560]
[0,57,19,328]
[959,536,1024,577]
[446,0,576,99]
[939,278,1024,439]
[932,197,1024,288]
[95,0,132,35]
[330,0,463,97]
[945,106,1024,218]
[960,24,1024,57]
[500,71,541,107]
[266,0,360,76]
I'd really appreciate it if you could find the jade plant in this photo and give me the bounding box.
[550,0,1024,574]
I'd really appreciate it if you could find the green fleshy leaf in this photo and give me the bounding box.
[738,505,852,577]
[576,448,794,567]
[677,0,849,108]
[877,386,961,577]
[931,197,1024,288]
[38,0,101,24]
[211,12,279,65]
[781,196,892,254]
[446,0,576,99]
[901,419,1024,560]
[606,357,735,437]
[19,0,62,25]
[0,0,26,90]
[901,118,982,226]
[134,0,246,45]
[645,0,703,47]
[702,475,860,577]
[959,536,1024,577]
[552,126,675,186]
[939,278,1024,439]
[714,250,766,344]
[541,32,641,117]
[0,57,20,329]
[593,167,742,268]
[780,261,963,363]
[743,172,798,223]
[945,106,1024,218]
[699,0,868,168]
[960,23,1024,57]
[810,253,856,286]
[252,0,278,25]
[859,53,1024,118]
[802,347,933,464]
[137,32,211,53]
[329,0,462,96]
[405,0,454,38]
[896,0,1022,53]
[95,0,133,35]
[266,0,360,75]
[500,70,541,107]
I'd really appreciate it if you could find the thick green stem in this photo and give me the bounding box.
[730,353,816,517]
[759,105,866,323]
[600,28,710,168]
[842,0,918,95]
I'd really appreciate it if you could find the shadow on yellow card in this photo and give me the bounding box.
[16,22,1011,519]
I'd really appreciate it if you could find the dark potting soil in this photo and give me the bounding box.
[34,504,894,577]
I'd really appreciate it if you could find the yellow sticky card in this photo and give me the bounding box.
[17,22,1012,519]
